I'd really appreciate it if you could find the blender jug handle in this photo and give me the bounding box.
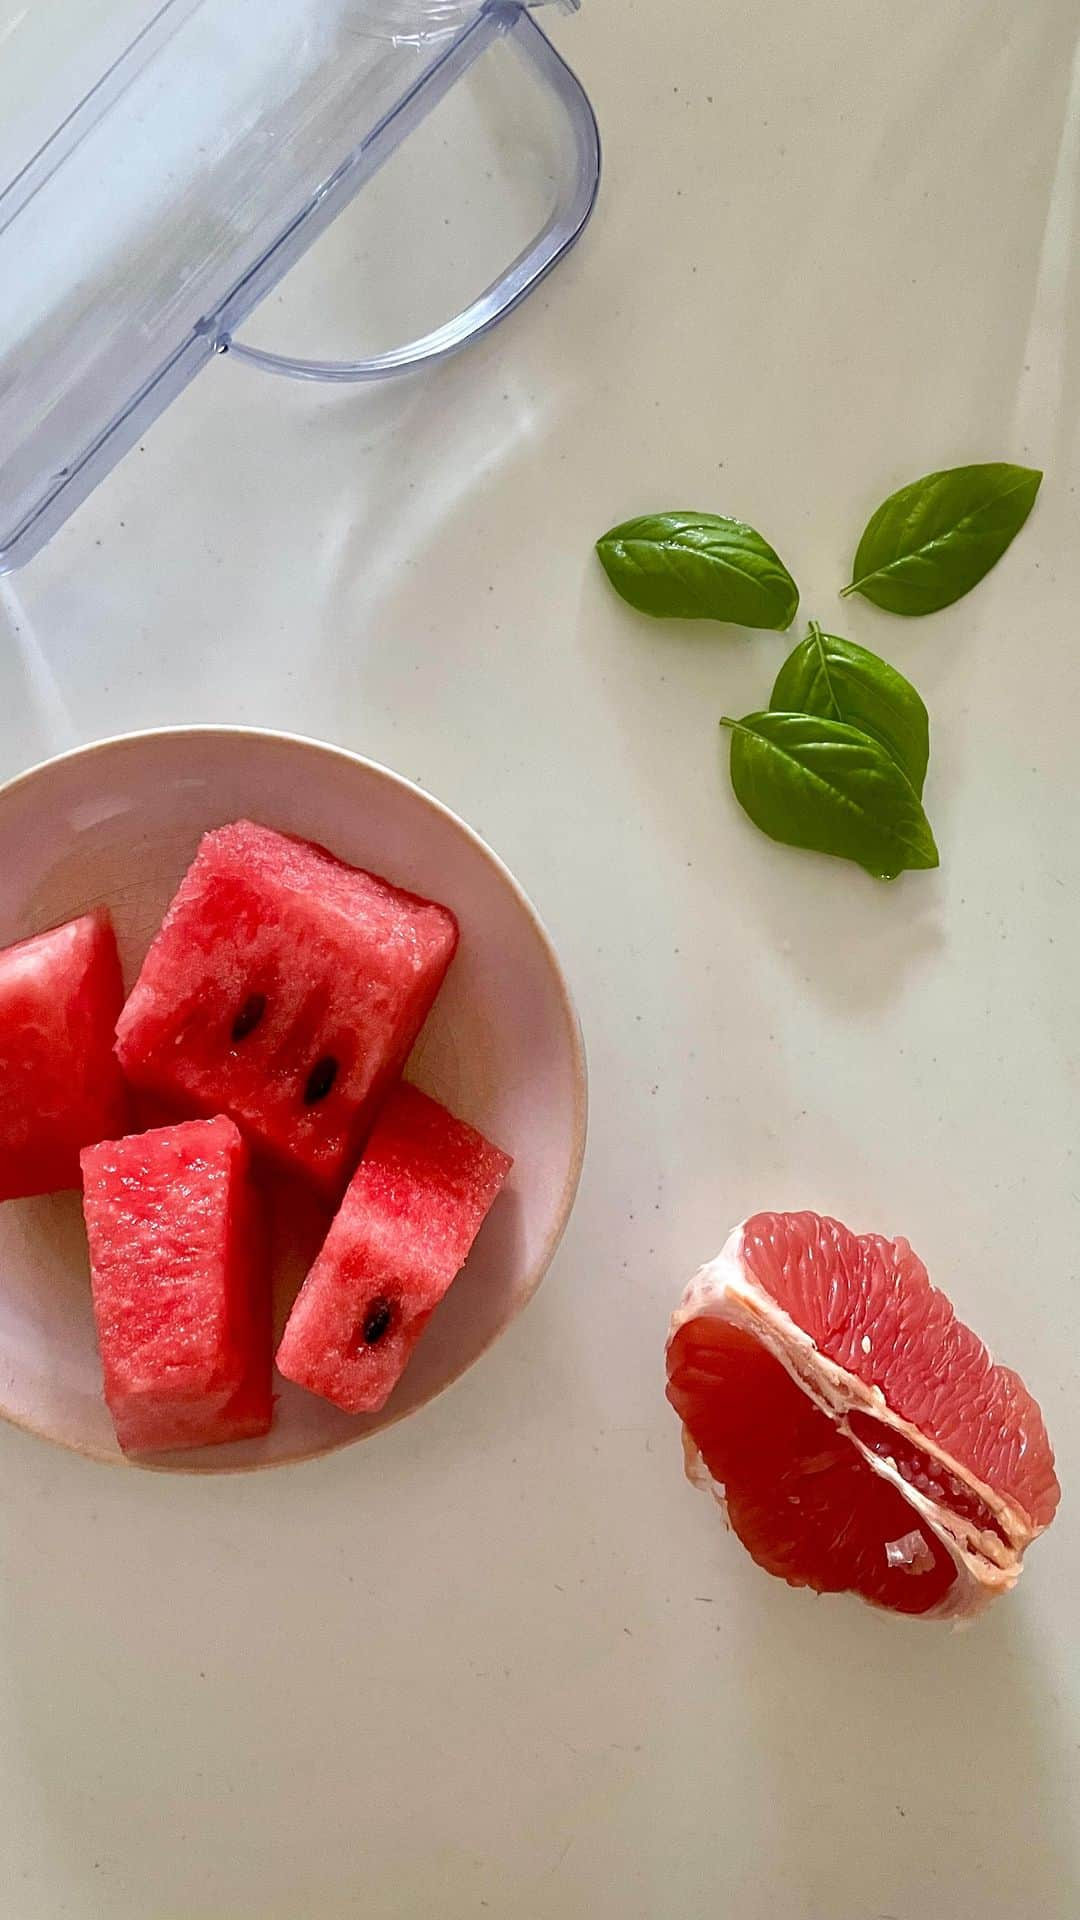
[219,3,600,384]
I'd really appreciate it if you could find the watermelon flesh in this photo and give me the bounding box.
[0,910,127,1201]
[81,1116,271,1452]
[276,1083,512,1413]
[115,821,459,1199]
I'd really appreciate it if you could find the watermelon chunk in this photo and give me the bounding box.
[81,1116,271,1453]
[276,1084,512,1413]
[115,821,459,1198]
[0,910,127,1201]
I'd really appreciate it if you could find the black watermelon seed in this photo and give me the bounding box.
[303,1056,338,1105]
[231,993,267,1042]
[361,1300,394,1346]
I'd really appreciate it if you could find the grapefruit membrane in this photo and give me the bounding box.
[666,1212,1059,1620]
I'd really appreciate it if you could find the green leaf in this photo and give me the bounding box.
[596,512,799,630]
[770,622,930,796]
[843,462,1041,615]
[720,711,939,880]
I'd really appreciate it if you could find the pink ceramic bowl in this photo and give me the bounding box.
[0,728,586,1471]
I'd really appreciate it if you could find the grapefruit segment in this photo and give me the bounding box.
[666,1214,1059,1619]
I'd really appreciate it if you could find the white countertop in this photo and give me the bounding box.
[1,2,1078,1915]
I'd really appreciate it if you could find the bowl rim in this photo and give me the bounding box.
[0,724,588,1474]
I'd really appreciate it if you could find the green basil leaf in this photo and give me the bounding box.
[720,711,939,880]
[596,512,799,630]
[770,622,930,797]
[843,462,1041,615]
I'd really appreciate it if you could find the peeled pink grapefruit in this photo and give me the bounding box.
[666,1212,1059,1619]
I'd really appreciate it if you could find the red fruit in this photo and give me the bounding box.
[277,1083,512,1414]
[115,821,458,1198]
[0,910,127,1200]
[666,1212,1059,1619]
[81,1116,271,1453]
